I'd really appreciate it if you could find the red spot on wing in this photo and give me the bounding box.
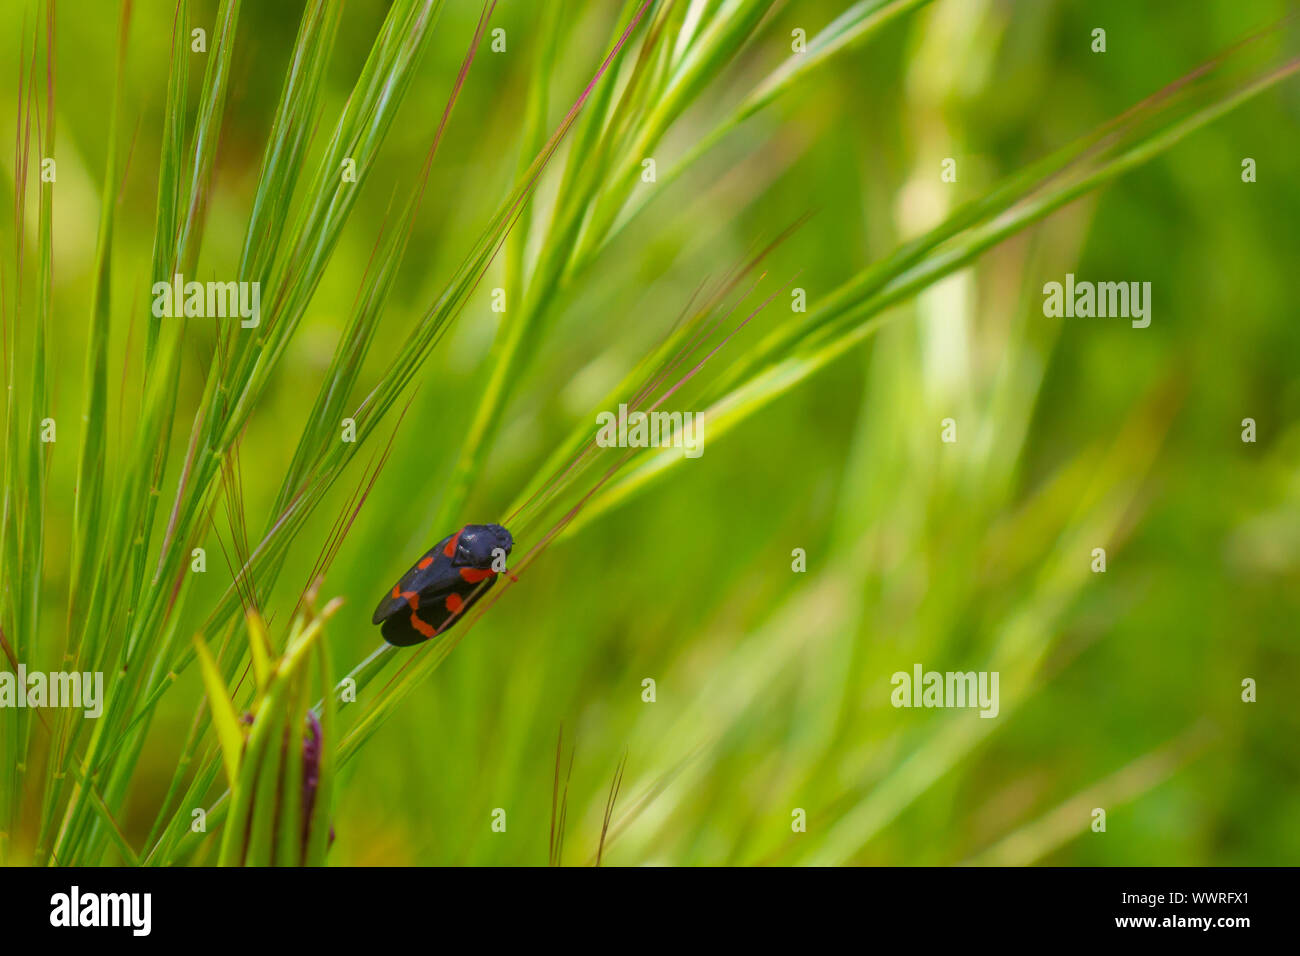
[401,590,420,609]
[444,593,464,614]
[417,555,435,570]
[409,612,435,639]
[443,530,464,558]
[391,585,401,598]
[459,567,495,583]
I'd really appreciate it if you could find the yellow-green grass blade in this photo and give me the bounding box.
[193,633,245,790]
[569,58,1300,532]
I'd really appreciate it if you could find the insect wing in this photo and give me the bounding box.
[380,565,499,646]
[371,534,453,625]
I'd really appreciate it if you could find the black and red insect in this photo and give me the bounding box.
[371,523,514,646]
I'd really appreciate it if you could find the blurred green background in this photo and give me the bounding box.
[3,0,1298,865]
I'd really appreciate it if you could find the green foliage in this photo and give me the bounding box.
[0,0,1296,867]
